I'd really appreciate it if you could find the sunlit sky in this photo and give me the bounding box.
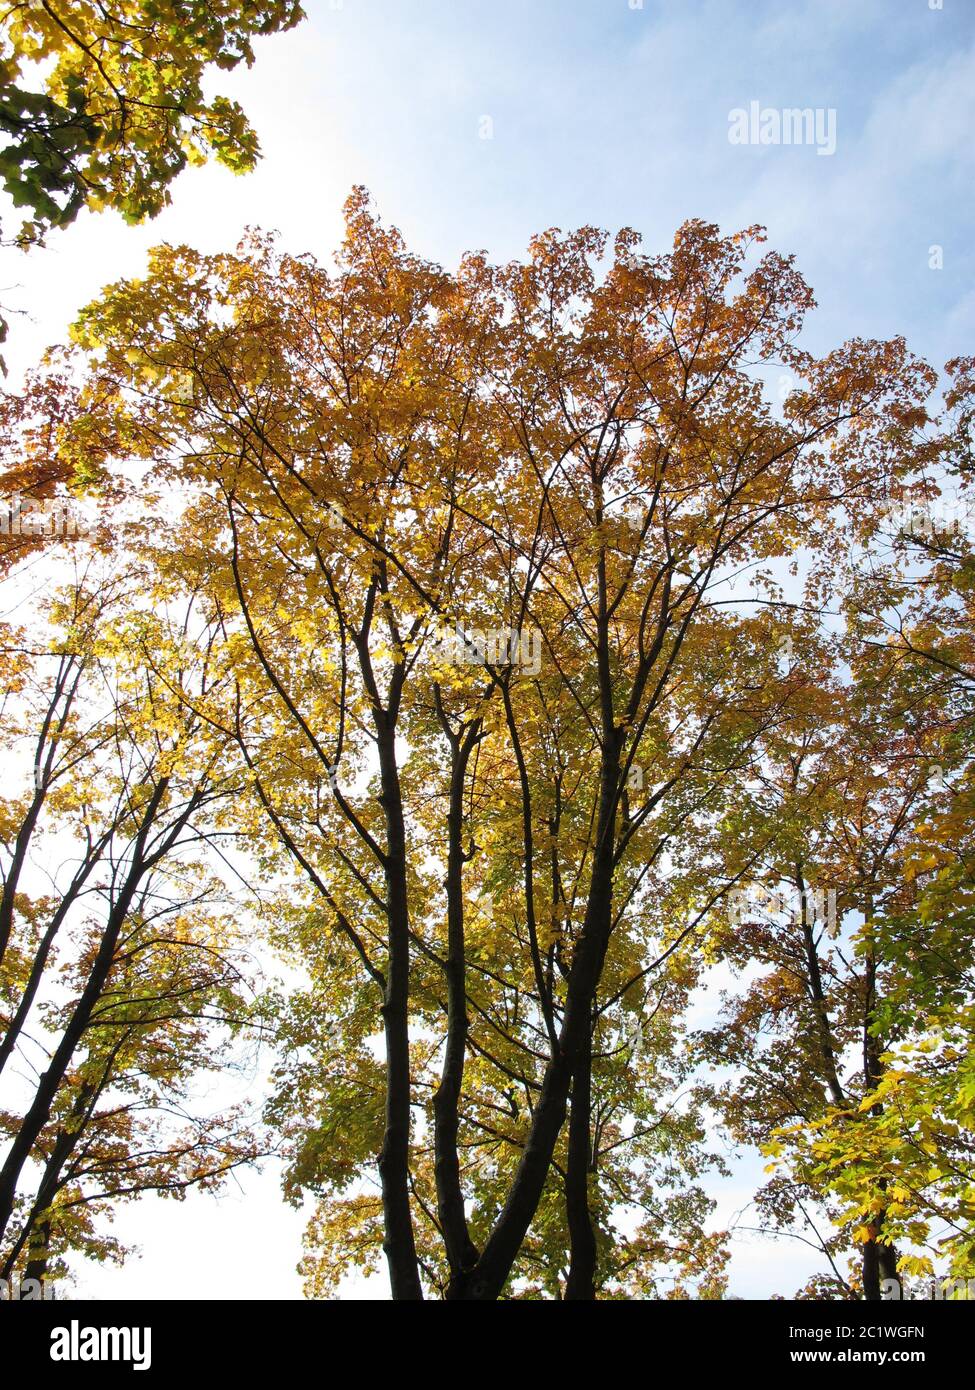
[2,0,973,1299]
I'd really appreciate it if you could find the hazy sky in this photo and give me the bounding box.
[2,0,972,1300]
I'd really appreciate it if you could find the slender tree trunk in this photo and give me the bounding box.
[0,851,106,1078]
[859,899,899,1300]
[795,865,846,1108]
[374,720,423,1300]
[455,748,620,1300]
[862,1238,881,1301]
[1,1077,100,1281]
[861,1225,899,1300]
[21,1221,50,1289]
[0,791,45,967]
[0,654,82,966]
[878,1239,901,1299]
[435,716,480,1293]
[564,1024,597,1299]
[451,541,622,1300]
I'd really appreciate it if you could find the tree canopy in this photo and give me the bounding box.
[2,190,973,1299]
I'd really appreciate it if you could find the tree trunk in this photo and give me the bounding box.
[375,721,423,1300]
[564,1025,597,1299]
[435,717,480,1292]
[454,747,620,1300]
[859,899,899,1300]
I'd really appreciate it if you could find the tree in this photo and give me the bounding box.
[66,190,938,1298]
[698,621,968,1296]
[761,363,975,1296]
[0,554,268,1284]
[701,361,975,1293]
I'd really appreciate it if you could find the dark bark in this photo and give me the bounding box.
[859,906,899,1300]
[454,744,620,1300]
[499,679,558,1051]
[0,838,109,1078]
[434,712,480,1290]
[861,1231,900,1300]
[878,1240,901,1298]
[795,865,846,1108]
[564,1023,597,1299]
[1,1073,102,1281]
[374,719,423,1301]
[862,1238,881,1301]
[21,1221,50,1289]
[450,544,622,1301]
[0,654,83,966]
[0,787,46,967]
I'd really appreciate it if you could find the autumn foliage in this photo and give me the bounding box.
[1,190,973,1298]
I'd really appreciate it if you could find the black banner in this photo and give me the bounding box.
[1,1296,969,1376]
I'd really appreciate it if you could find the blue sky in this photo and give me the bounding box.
[2,0,973,1300]
[5,0,974,378]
